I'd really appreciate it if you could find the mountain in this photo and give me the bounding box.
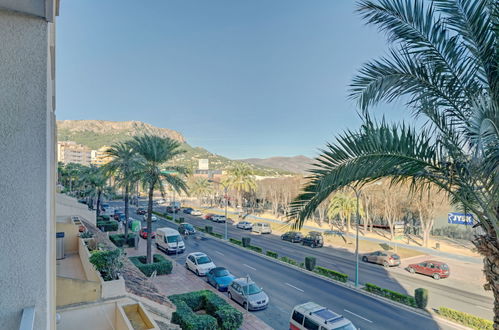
[57,120,293,176]
[240,155,314,174]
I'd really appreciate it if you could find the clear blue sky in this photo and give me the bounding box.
[57,0,404,159]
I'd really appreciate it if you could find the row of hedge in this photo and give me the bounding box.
[96,220,118,232]
[266,250,278,258]
[109,233,137,247]
[129,254,173,276]
[314,266,349,283]
[229,238,242,246]
[97,215,111,221]
[364,283,416,307]
[169,290,243,330]
[438,307,493,330]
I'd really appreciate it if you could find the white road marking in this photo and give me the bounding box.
[215,251,224,256]
[476,305,491,311]
[344,309,373,323]
[243,263,256,270]
[285,283,304,292]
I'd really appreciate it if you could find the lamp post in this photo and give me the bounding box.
[346,185,361,288]
[209,180,228,240]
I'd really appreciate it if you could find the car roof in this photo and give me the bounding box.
[294,302,347,325]
[190,252,207,258]
[233,277,255,285]
[424,260,446,264]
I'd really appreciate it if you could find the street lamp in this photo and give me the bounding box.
[346,185,361,288]
[209,180,228,240]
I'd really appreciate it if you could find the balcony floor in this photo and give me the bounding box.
[56,252,87,281]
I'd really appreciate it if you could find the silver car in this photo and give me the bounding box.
[228,278,269,311]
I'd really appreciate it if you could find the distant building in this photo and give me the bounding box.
[198,158,209,170]
[91,146,112,166]
[193,169,223,181]
[57,141,92,166]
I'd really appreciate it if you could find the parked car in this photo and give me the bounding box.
[143,214,157,222]
[302,232,324,248]
[362,251,400,267]
[136,208,146,215]
[139,227,156,239]
[114,212,123,220]
[185,252,216,276]
[407,260,450,280]
[252,222,272,234]
[281,231,303,243]
[236,221,253,230]
[206,267,235,291]
[290,302,355,330]
[166,206,179,214]
[212,215,227,223]
[77,198,87,204]
[156,199,167,205]
[183,207,194,214]
[228,278,269,311]
[118,214,126,222]
[203,213,214,220]
[178,223,196,235]
[156,227,185,254]
[101,203,110,211]
[191,210,202,216]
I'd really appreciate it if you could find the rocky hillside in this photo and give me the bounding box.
[240,155,315,174]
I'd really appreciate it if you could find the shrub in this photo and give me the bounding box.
[229,238,242,246]
[179,217,184,221]
[100,214,110,221]
[280,256,299,266]
[415,288,428,309]
[109,233,137,247]
[314,266,348,283]
[169,290,243,330]
[208,232,223,239]
[242,237,251,247]
[305,256,316,271]
[129,254,173,276]
[246,245,263,253]
[195,226,205,232]
[166,215,173,220]
[89,249,125,281]
[96,220,118,232]
[80,231,93,239]
[266,251,278,258]
[364,283,416,307]
[205,226,213,233]
[438,307,493,330]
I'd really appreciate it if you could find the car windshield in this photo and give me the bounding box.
[166,235,182,243]
[183,224,193,230]
[214,269,229,277]
[242,283,262,295]
[196,256,212,264]
[440,264,449,270]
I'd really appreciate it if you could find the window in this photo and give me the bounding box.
[196,256,212,265]
[303,317,319,330]
[188,256,195,263]
[292,311,304,325]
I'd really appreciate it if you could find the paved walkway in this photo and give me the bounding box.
[125,241,272,330]
[56,252,87,281]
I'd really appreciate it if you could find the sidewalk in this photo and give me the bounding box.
[125,240,272,330]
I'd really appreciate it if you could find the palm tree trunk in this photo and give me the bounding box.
[96,190,102,219]
[146,184,154,264]
[124,183,129,241]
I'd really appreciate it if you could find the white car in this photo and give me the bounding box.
[236,221,253,230]
[212,215,226,223]
[143,214,158,222]
[156,199,167,205]
[191,210,202,216]
[185,252,216,276]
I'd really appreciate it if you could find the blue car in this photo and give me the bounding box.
[206,267,235,291]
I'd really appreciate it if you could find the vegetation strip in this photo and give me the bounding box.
[364,283,416,308]
[437,307,493,330]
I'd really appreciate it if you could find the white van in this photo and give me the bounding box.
[290,302,356,330]
[252,222,272,234]
[156,227,185,254]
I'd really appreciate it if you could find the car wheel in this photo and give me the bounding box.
[185,263,189,270]
[383,261,390,268]
[196,269,200,276]
[433,273,440,280]
[362,256,368,262]
[243,302,248,310]
[409,267,415,274]
[311,243,316,248]
[228,292,232,300]
[215,283,219,290]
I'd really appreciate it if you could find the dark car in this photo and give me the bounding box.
[178,223,196,235]
[166,206,180,214]
[136,208,146,215]
[139,227,156,239]
[281,231,303,243]
[114,212,123,220]
[302,232,324,248]
[183,207,194,214]
[408,260,450,280]
[77,198,87,204]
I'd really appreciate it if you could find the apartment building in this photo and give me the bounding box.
[57,141,92,166]
[91,146,112,166]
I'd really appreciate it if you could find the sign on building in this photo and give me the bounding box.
[448,212,474,225]
[198,159,209,170]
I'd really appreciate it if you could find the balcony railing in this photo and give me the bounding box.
[19,306,35,330]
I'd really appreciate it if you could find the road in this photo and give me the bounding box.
[107,201,466,329]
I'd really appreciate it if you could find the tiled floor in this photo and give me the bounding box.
[56,252,87,281]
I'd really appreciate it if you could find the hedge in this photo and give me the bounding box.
[266,251,278,258]
[195,226,206,233]
[305,256,316,271]
[208,232,223,239]
[280,256,299,266]
[415,288,428,309]
[229,238,242,246]
[96,220,118,232]
[129,254,173,276]
[246,245,263,253]
[109,233,137,247]
[166,215,173,220]
[314,266,348,283]
[169,290,243,330]
[364,283,416,307]
[438,307,493,330]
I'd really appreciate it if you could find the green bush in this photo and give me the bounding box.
[246,245,263,253]
[100,214,110,221]
[438,307,493,330]
[229,238,242,246]
[89,249,125,281]
[280,256,299,266]
[179,217,185,221]
[364,283,416,307]
[195,226,206,233]
[205,226,213,233]
[80,231,93,239]
[314,266,348,283]
[266,251,278,258]
[169,290,243,330]
[242,237,251,247]
[415,288,428,309]
[166,215,173,220]
[96,220,118,232]
[305,256,316,271]
[109,233,137,247]
[129,254,173,276]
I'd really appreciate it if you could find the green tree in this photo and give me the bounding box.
[188,177,214,205]
[103,143,141,241]
[128,135,189,264]
[222,163,257,209]
[290,0,498,323]
[80,165,110,220]
[327,193,363,233]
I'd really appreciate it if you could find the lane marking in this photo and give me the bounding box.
[476,305,491,311]
[243,263,256,270]
[215,251,225,256]
[344,309,373,323]
[285,283,304,292]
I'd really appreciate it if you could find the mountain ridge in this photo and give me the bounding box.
[240,155,314,174]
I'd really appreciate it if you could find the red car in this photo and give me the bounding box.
[407,260,450,280]
[203,213,214,220]
[139,227,156,239]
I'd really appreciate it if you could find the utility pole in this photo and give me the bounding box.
[346,185,361,288]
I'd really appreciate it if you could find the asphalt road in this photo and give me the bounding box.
[107,201,464,329]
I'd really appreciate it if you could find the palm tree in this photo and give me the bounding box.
[188,177,214,205]
[222,163,257,209]
[103,143,141,241]
[80,165,110,220]
[327,193,362,233]
[128,135,189,264]
[290,0,498,323]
